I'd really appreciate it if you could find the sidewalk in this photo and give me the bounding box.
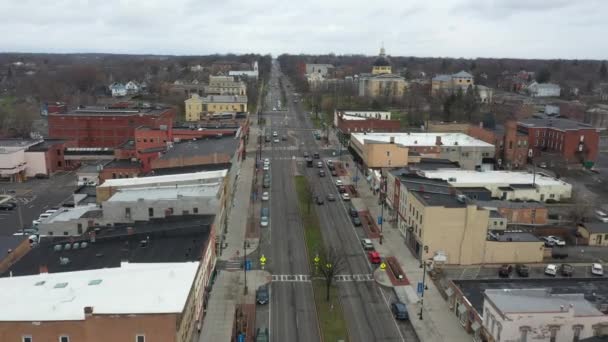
[199,270,271,342]
[333,129,470,342]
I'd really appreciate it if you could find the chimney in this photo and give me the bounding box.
[39,265,48,274]
[84,306,94,316]
[390,136,395,144]
[435,136,443,146]
[127,227,135,235]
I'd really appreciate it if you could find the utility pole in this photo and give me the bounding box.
[243,240,248,294]
[419,259,428,320]
[379,197,384,245]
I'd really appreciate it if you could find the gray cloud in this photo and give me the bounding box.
[0,0,606,59]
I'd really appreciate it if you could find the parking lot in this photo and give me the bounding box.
[0,171,76,235]
[442,263,603,281]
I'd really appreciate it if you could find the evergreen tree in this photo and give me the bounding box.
[600,61,607,80]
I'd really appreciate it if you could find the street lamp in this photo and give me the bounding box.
[419,246,430,320]
[243,240,248,295]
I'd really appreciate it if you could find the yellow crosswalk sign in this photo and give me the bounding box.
[380,262,387,270]
[260,255,267,265]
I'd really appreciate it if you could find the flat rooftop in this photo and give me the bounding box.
[4,215,213,277]
[152,163,232,176]
[410,190,466,208]
[351,132,494,147]
[202,95,247,103]
[45,204,99,223]
[494,232,539,242]
[485,288,603,316]
[476,199,546,209]
[0,262,199,321]
[453,278,608,315]
[99,169,227,188]
[518,117,598,131]
[108,183,221,202]
[160,136,239,160]
[56,105,171,116]
[421,170,570,187]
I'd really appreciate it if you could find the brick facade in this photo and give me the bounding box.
[336,116,401,134]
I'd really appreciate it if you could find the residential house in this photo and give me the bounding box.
[109,82,127,97]
[125,81,140,95]
[431,71,474,95]
[527,82,561,97]
[577,222,608,246]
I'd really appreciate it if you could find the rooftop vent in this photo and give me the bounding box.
[54,244,63,252]
[64,243,71,251]
[72,242,80,250]
[59,257,70,265]
[80,242,88,249]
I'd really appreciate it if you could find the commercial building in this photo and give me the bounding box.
[184,94,248,121]
[446,278,608,341]
[518,117,602,164]
[577,222,608,246]
[0,262,201,342]
[476,200,548,226]
[205,76,247,96]
[228,61,259,79]
[468,121,529,169]
[358,47,407,99]
[431,71,474,95]
[420,169,572,202]
[350,132,495,170]
[48,103,175,148]
[0,139,73,182]
[37,204,103,236]
[333,110,400,135]
[404,191,543,265]
[527,81,561,97]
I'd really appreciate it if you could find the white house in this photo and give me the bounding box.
[483,288,607,342]
[125,81,140,95]
[109,82,127,97]
[476,85,494,103]
[306,64,334,77]
[228,61,258,79]
[527,82,561,97]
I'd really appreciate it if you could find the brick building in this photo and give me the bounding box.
[333,110,400,135]
[476,200,548,225]
[518,117,602,164]
[48,104,175,148]
[468,121,529,169]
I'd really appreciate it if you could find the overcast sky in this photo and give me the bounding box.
[1,0,606,59]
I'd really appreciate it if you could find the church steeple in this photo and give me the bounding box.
[372,44,391,75]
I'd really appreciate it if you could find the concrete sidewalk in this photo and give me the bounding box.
[333,128,470,342]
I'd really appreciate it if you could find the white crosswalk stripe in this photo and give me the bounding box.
[334,274,374,282]
[271,274,311,282]
[269,274,374,282]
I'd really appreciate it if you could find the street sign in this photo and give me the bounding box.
[245,259,252,271]
[417,282,424,294]
[260,255,267,265]
[380,262,386,270]
[314,255,320,265]
[377,216,383,225]
[237,333,245,342]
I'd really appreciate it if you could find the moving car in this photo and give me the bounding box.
[391,302,409,320]
[591,263,604,276]
[0,203,15,210]
[317,162,323,168]
[498,264,512,278]
[368,251,381,264]
[545,264,557,276]
[351,216,362,226]
[546,235,566,246]
[349,207,358,217]
[515,264,529,277]
[560,263,574,277]
[273,138,279,143]
[341,193,351,201]
[313,152,320,159]
[326,194,336,202]
[361,238,374,250]
[318,169,325,177]
[316,196,324,205]
[261,192,269,201]
[256,286,269,305]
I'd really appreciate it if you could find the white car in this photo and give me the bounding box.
[262,192,270,201]
[342,193,351,201]
[335,180,343,186]
[273,138,280,143]
[546,235,566,246]
[591,263,604,276]
[260,216,269,227]
[263,164,270,171]
[545,264,557,276]
[264,158,270,164]
[273,131,278,137]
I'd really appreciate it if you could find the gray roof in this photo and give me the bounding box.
[410,191,466,208]
[160,136,238,160]
[432,74,451,82]
[581,222,608,234]
[453,71,473,78]
[518,117,596,131]
[476,199,545,209]
[485,288,602,316]
[489,210,504,219]
[202,95,247,104]
[494,232,539,242]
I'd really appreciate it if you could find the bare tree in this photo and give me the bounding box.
[567,191,592,224]
[316,247,346,302]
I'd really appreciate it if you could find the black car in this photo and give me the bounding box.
[351,216,362,226]
[349,207,358,218]
[316,196,324,205]
[0,202,16,210]
[256,286,269,305]
[498,264,512,278]
[265,136,271,142]
[391,302,409,320]
[560,264,574,277]
[515,264,529,277]
[281,135,287,141]
[313,152,320,159]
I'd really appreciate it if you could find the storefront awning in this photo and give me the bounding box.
[445,287,454,297]
[458,305,467,314]
[471,321,481,332]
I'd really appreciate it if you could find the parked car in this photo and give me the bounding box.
[313,152,320,159]
[331,170,338,177]
[264,158,270,164]
[498,264,512,278]
[560,264,574,277]
[262,192,269,201]
[316,196,324,205]
[515,264,529,277]
[545,264,557,276]
[272,131,278,137]
[0,203,15,210]
[546,235,566,246]
[338,185,346,193]
[591,263,604,276]
[260,207,269,227]
[540,236,555,247]
[263,179,271,188]
[326,194,336,202]
[361,238,374,250]
[349,207,358,217]
[391,302,409,320]
[263,164,270,171]
[306,158,313,167]
[327,160,335,170]
[256,286,269,305]
[318,169,326,177]
[596,210,608,222]
[335,180,343,186]
[368,251,381,264]
[351,216,362,226]
[303,152,309,158]
[281,135,287,141]
[273,138,279,143]
[265,136,271,142]
[341,193,351,201]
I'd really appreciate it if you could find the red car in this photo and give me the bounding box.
[368,251,381,264]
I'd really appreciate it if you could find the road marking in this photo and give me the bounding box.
[334,274,374,282]
[271,274,311,282]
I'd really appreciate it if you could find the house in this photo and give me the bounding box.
[476,85,494,103]
[109,82,127,97]
[527,81,561,97]
[228,61,259,79]
[431,71,474,95]
[124,81,140,95]
[577,222,608,246]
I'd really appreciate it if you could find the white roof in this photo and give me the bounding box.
[0,262,199,321]
[485,289,602,316]
[421,169,570,187]
[351,132,493,148]
[45,204,98,223]
[108,183,221,202]
[99,170,227,188]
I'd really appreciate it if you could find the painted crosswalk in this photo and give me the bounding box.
[270,274,374,282]
[334,274,374,282]
[271,274,311,282]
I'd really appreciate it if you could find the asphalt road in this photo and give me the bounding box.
[256,62,321,342]
[0,171,76,235]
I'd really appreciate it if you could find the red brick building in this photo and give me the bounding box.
[468,121,529,169]
[48,104,175,148]
[334,111,401,135]
[518,117,602,164]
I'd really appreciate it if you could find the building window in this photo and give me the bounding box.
[136,335,145,342]
[57,161,62,167]
[572,325,583,342]
[496,322,502,341]
[193,207,198,214]
[56,149,61,156]
[125,208,131,218]
[22,336,32,342]
[520,326,531,342]
[60,336,70,342]
[148,208,154,217]
[549,325,560,342]
[386,151,390,157]
[63,231,69,236]
[77,224,83,234]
